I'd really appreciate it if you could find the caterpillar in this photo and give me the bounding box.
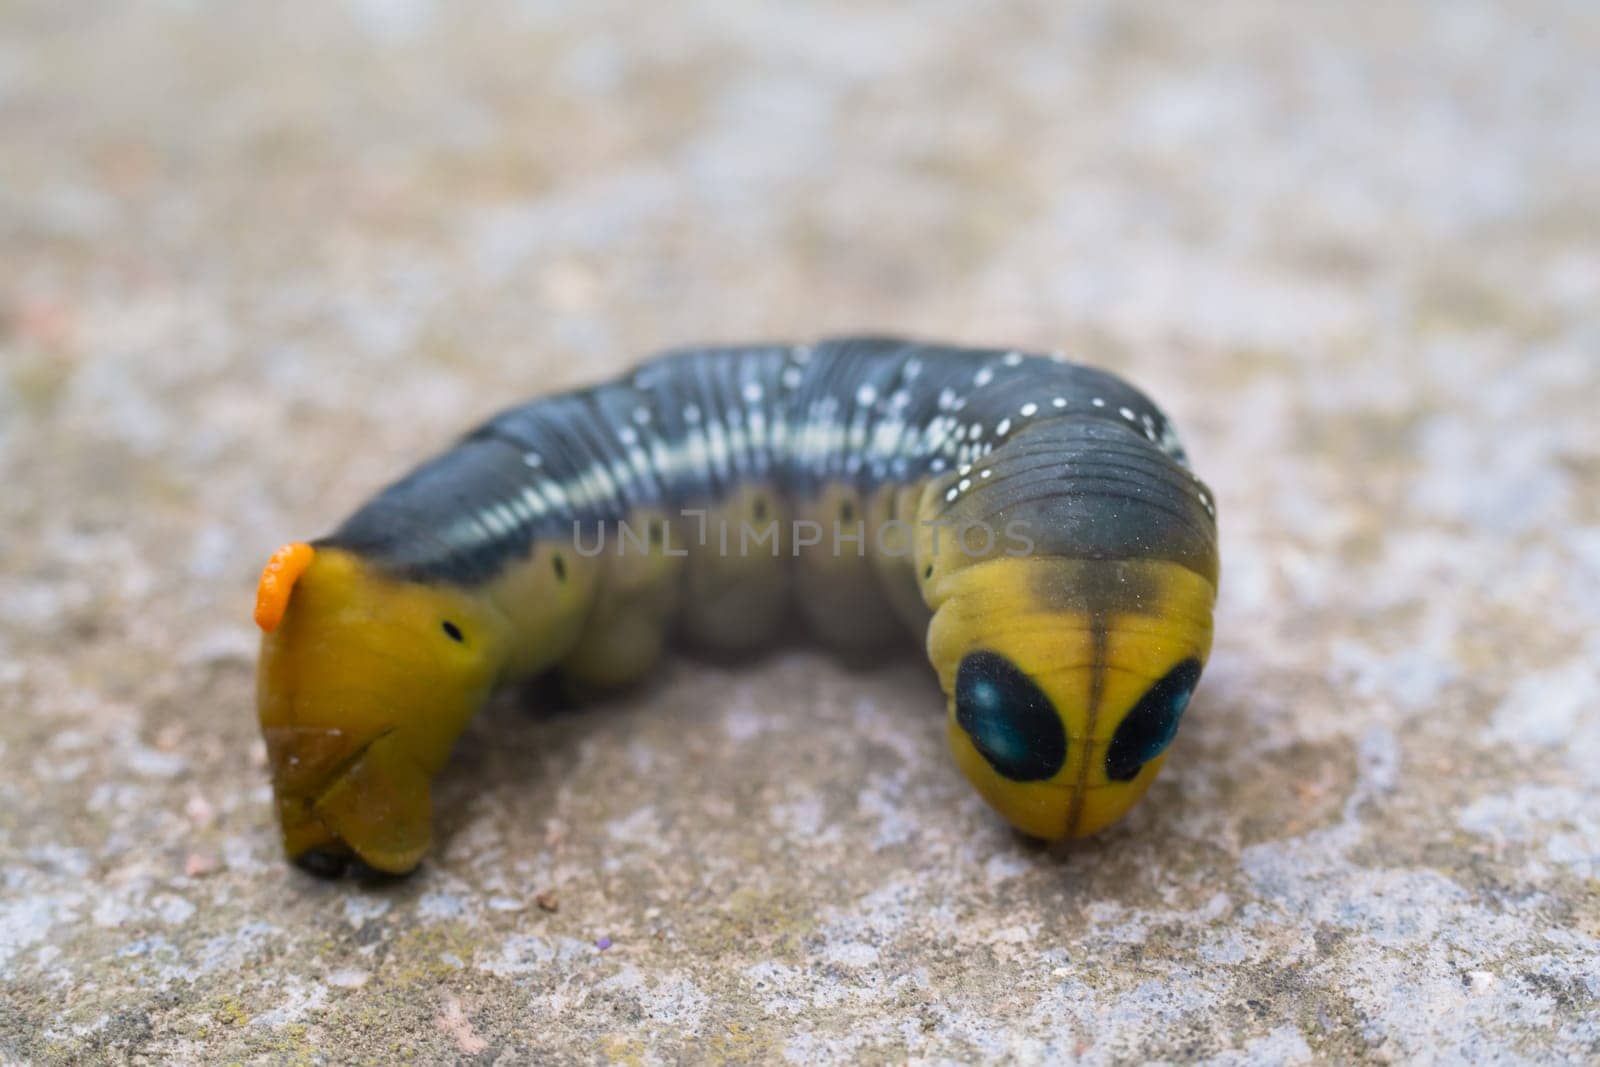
[254,338,1219,876]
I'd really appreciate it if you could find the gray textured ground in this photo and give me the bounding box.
[2,2,1598,1063]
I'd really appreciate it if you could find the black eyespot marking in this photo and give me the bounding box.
[1105,658,1202,782]
[552,554,567,582]
[649,521,664,546]
[441,620,465,643]
[955,651,1067,782]
[840,499,855,523]
[753,497,768,521]
[923,564,934,580]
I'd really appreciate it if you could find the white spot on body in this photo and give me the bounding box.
[974,367,994,387]
[1020,402,1038,417]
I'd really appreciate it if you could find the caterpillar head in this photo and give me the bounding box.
[924,555,1216,839]
[253,544,505,875]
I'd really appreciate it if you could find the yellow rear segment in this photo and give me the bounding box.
[255,546,510,874]
[925,556,1216,839]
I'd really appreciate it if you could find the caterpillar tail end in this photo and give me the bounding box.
[254,545,505,876]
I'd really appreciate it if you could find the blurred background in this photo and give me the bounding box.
[2,2,1597,1062]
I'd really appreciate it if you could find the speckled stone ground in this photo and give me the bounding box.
[2,2,1598,1063]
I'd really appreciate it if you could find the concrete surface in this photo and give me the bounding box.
[2,1,1598,1062]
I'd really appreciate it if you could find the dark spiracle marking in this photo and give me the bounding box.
[1105,658,1202,782]
[955,651,1067,782]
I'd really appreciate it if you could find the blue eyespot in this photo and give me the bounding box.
[1105,659,1202,782]
[956,652,1067,782]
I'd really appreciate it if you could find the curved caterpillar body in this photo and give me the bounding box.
[254,338,1219,875]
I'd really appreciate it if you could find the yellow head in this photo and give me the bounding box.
[254,544,507,875]
[926,556,1216,839]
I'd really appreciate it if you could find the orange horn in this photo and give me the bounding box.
[254,542,315,633]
